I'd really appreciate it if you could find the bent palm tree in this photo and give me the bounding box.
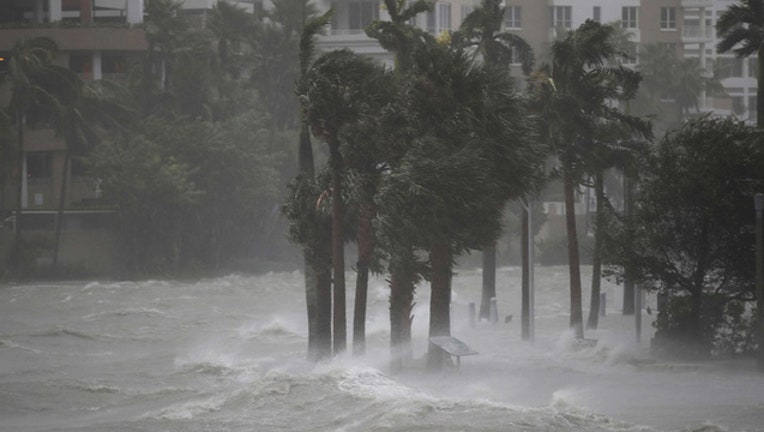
[453,0,535,321]
[716,0,764,126]
[534,20,649,339]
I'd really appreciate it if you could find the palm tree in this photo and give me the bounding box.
[296,6,333,361]
[453,0,534,73]
[366,0,432,71]
[4,36,62,269]
[208,1,255,79]
[716,0,764,127]
[303,49,390,355]
[453,0,535,321]
[533,20,648,339]
[394,40,538,370]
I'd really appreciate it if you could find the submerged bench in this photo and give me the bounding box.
[428,336,478,370]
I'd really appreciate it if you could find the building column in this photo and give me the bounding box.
[34,0,45,22]
[80,0,92,23]
[127,0,144,24]
[92,51,102,81]
[49,0,63,22]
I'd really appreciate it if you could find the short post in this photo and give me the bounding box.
[755,193,764,371]
[599,292,606,317]
[489,297,498,324]
[468,302,476,328]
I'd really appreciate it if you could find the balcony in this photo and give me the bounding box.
[0,26,147,52]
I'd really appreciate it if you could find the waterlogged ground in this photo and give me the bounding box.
[1,266,763,431]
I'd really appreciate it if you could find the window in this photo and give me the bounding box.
[505,6,521,29]
[660,7,676,30]
[718,57,744,78]
[622,6,637,29]
[427,2,451,34]
[348,1,379,32]
[732,96,745,115]
[510,46,522,65]
[592,6,600,23]
[461,5,473,22]
[26,153,52,181]
[332,1,378,33]
[549,5,571,29]
[622,42,638,65]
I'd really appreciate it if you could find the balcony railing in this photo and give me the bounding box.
[682,25,713,39]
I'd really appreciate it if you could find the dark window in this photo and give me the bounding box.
[26,153,52,181]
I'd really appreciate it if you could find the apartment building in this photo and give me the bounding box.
[0,0,256,271]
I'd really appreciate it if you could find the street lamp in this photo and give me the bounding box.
[755,193,764,371]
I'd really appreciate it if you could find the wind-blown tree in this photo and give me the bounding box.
[611,117,764,355]
[366,0,433,71]
[293,6,333,361]
[377,39,540,370]
[716,0,764,126]
[303,49,392,355]
[452,0,535,321]
[531,20,649,339]
[3,36,67,269]
[365,0,432,366]
[581,132,648,330]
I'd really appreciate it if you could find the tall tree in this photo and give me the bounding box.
[716,0,764,127]
[453,0,535,321]
[4,37,63,269]
[296,6,333,361]
[366,0,431,368]
[532,20,648,339]
[303,49,390,355]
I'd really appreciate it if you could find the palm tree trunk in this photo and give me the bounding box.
[52,145,71,272]
[757,47,763,128]
[563,167,584,339]
[298,113,319,361]
[479,241,497,321]
[587,171,604,330]
[521,204,530,340]
[329,142,346,354]
[353,204,373,356]
[389,249,415,372]
[427,241,452,371]
[314,249,333,360]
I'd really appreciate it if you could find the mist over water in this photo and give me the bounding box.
[1,267,763,432]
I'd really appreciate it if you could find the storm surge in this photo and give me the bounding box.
[0,269,762,431]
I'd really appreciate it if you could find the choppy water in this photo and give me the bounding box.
[1,267,763,432]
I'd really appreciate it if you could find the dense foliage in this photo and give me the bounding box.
[608,117,764,357]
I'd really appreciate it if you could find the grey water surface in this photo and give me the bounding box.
[1,267,763,432]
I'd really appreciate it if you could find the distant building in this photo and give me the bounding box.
[0,0,755,270]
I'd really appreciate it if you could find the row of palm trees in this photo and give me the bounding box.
[289,0,764,366]
[287,0,656,367]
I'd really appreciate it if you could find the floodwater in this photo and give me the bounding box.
[1,266,763,431]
